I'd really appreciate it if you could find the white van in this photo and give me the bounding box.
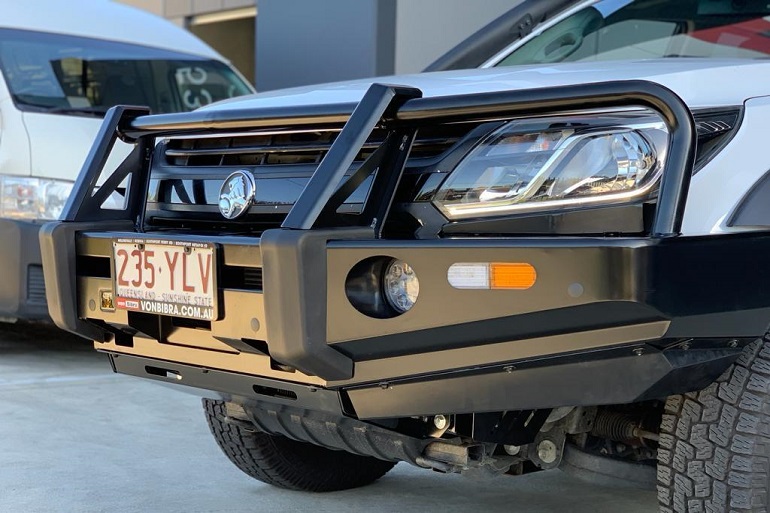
[0,0,253,321]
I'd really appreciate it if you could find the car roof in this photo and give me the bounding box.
[0,0,223,60]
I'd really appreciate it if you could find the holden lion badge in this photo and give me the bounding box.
[218,170,256,219]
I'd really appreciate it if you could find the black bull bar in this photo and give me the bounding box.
[40,80,702,382]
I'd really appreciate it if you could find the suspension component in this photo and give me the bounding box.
[591,411,660,444]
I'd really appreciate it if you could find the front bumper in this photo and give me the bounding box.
[0,218,49,321]
[41,224,769,418]
[40,83,762,419]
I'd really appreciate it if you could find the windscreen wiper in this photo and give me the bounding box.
[15,98,108,117]
[46,106,109,117]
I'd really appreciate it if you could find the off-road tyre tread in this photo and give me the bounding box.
[203,399,396,492]
[658,338,770,512]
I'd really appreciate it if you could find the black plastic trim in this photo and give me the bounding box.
[0,219,50,320]
[241,402,429,463]
[692,107,744,173]
[441,203,646,236]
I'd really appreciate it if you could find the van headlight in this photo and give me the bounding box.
[433,108,670,220]
[0,176,74,220]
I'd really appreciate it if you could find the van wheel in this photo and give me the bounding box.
[657,339,770,512]
[202,399,396,492]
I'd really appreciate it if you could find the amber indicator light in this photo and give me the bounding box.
[489,263,537,290]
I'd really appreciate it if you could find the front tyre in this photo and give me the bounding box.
[203,399,396,492]
[658,339,770,512]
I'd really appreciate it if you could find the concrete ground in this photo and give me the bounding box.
[0,324,658,513]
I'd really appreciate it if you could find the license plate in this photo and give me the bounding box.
[112,238,216,321]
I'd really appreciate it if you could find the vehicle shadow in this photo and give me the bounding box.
[0,322,93,354]
[247,464,657,513]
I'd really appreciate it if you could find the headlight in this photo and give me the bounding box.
[433,108,669,220]
[0,176,74,220]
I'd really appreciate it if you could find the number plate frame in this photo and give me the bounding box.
[112,238,218,321]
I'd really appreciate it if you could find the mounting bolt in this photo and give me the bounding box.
[537,439,558,464]
[728,339,739,348]
[633,348,644,356]
[681,341,691,350]
[433,415,448,430]
[378,382,390,390]
[503,365,515,373]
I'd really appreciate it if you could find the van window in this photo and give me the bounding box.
[496,0,770,66]
[0,28,252,115]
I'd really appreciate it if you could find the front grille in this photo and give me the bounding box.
[163,124,473,167]
[243,268,263,290]
[146,122,479,233]
[146,213,288,235]
[220,265,263,291]
[27,265,46,304]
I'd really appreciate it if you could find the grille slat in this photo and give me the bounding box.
[165,136,463,159]
[164,125,472,167]
[243,268,263,290]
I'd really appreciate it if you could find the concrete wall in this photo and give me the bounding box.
[255,0,396,91]
[189,17,255,81]
[117,0,522,91]
[255,0,518,90]
[393,0,518,74]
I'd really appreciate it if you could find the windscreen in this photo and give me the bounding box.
[496,0,770,66]
[0,28,252,115]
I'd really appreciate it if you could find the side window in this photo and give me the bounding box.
[0,28,252,115]
[0,41,68,108]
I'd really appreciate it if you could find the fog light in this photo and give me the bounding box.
[383,259,419,313]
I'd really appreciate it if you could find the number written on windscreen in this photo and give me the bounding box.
[113,239,216,321]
